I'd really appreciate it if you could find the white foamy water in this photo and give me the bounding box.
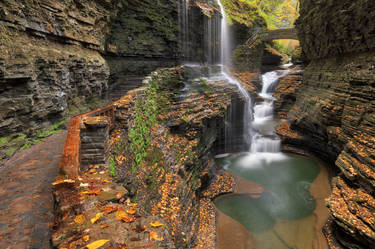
[250,69,290,154]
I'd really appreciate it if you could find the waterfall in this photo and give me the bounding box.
[179,0,190,60]
[217,0,253,150]
[251,70,290,153]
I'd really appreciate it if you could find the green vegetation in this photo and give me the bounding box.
[223,0,299,30]
[128,77,164,172]
[127,69,180,173]
[0,121,66,163]
[0,137,8,146]
[33,120,65,143]
[109,156,117,177]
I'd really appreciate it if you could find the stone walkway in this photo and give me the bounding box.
[0,131,67,249]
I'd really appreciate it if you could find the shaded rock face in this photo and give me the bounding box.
[0,31,110,136]
[0,0,121,136]
[108,0,179,58]
[275,52,375,248]
[296,0,375,60]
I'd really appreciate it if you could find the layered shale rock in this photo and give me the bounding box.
[296,0,375,59]
[0,0,122,136]
[275,22,375,249]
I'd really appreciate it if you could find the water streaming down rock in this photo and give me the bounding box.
[216,0,253,151]
[178,0,190,60]
[251,70,290,153]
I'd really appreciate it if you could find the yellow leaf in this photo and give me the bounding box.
[91,212,103,224]
[115,210,127,221]
[149,231,164,241]
[150,221,164,227]
[52,179,75,185]
[100,224,109,229]
[74,214,85,224]
[86,240,109,249]
[83,235,89,242]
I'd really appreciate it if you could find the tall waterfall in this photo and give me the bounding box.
[217,0,253,150]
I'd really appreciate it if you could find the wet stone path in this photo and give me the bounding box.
[0,131,67,249]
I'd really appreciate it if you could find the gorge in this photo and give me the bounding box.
[0,0,375,249]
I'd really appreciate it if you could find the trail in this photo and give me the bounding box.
[0,132,66,249]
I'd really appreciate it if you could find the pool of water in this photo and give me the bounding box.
[214,152,329,249]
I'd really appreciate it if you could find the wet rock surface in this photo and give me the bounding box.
[274,51,375,248]
[0,131,66,249]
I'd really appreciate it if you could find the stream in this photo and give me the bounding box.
[211,1,331,248]
[179,1,331,248]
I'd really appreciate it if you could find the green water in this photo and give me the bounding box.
[214,152,321,237]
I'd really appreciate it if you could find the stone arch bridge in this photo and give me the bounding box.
[246,28,299,47]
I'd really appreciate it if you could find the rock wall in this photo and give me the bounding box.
[275,1,375,247]
[296,0,375,60]
[0,0,122,137]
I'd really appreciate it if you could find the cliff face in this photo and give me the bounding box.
[296,0,375,60]
[276,1,375,248]
[0,0,121,137]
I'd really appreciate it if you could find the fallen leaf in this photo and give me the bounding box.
[150,221,164,227]
[126,208,136,215]
[83,235,90,242]
[89,169,97,174]
[103,206,117,214]
[62,212,69,222]
[133,225,146,233]
[130,202,138,208]
[91,212,103,224]
[82,189,101,195]
[86,240,109,249]
[100,224,109,229]
[74,215,85,224]
[149,231,164,241]
[52,179,75,185]
[115,210,128,221]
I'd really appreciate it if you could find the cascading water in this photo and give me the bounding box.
[251,70,290,153]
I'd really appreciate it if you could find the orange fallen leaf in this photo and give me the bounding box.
[74,214,85,224]
[103,206,117,214]
[126,208,136,215]
[149,231,164,241]
[86,240,109,249]
[88,169,97,174]
[150,221,164,227]
[83,235,89,242]
[91,212,103,224]
[100,224,109,229]
[52,179,75,185]
[122,215,136,223]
